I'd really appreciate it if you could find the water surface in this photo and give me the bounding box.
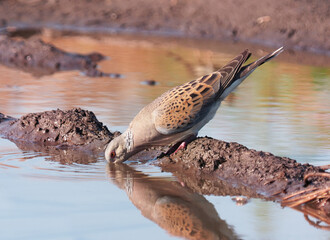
[0,33,329,239]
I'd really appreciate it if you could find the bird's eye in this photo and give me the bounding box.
[110,151,116,158]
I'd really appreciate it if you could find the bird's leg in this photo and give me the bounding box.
[174,141,186,154]
[161,134,197,157]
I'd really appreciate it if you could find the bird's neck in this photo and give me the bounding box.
[123,128,134,153]
[122,128,147,160]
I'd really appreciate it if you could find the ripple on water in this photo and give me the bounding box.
[0,138,172,182]
[0,140,107,181]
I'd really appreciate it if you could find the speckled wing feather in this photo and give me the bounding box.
[152,49,251,135]
[215,49,251,99]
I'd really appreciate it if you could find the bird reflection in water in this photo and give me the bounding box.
[106,163,239,240]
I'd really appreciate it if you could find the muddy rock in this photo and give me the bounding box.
[0,108,118,151]
[0,113,15,124]
[157,137,329,224]
[158,137,328,198]
[0,36,121,77]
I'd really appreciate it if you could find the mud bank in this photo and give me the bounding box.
[0,36,121,77]
[0,108,329,222]
[0,108,119,151]
[0,0,329,55]
[157,138,328,196]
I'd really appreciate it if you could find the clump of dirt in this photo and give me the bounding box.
[157,137,330,220]
[0,36,121,77]
[158,137,327,197]
[0,108,119,149]
[0,113,15,124]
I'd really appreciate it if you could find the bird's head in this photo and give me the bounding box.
[105,135,128,163]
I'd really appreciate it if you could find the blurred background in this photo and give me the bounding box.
[0,0,329,55]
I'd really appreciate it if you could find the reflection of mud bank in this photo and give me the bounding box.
[0,108,329,224]
[0,36,121,77]
[0,0,329,55]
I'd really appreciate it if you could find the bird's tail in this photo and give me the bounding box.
[217,47,284,101]
[237,47,284,79]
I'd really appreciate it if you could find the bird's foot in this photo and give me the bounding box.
[158,135,196,158]
[174,142,186,154]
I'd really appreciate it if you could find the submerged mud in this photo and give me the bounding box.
[0,108,329,219]
[0,36,121,77]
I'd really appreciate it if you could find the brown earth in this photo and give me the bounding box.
[0,36,121,77]
[0,0,329,76]
[157,138,327,198]
[0,108,119,151]
[0,108,121,164]
[0,0,329,55]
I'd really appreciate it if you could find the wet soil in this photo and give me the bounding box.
[0,108,119,152]
[0,0,329,55]
[0,36,121,77]
[157,138,328,198]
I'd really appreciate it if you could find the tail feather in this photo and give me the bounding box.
[217,47,284,101]
[215,49,251,99]
[238,47,284,79]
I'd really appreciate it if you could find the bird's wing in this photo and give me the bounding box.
[152,50,251,135]
[152,72,220,135]
[215,49,251,99]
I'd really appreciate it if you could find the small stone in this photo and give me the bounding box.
[256,16,271,25]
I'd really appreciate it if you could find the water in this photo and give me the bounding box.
[0,32,329,239]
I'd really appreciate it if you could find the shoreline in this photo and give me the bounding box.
[0,0,329,56]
